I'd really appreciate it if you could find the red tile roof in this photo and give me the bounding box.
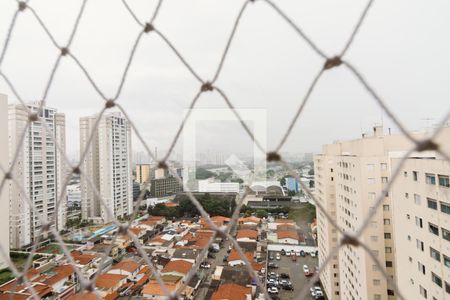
[142,281,177,296]
[277,230,299,240]
[44,264,75,286]
[236,229,258,240]
[211,283,252,300]
[111,260,140,273]
[95,273,127,289]
[228,249,253,262]
[161,260,193,275]
[70,250,96,265]
[238,216,261,224]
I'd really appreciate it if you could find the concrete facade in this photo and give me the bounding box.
[8,101,66,249]
[80,112,133,222]
[0,95,9,267]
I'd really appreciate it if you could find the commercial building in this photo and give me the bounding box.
[150,177,182,197]
[0,94,9,267]
[136,163,151,185]
[391,132,450,300]
[286,177,299,193]
[198,179,239,193]
[80,112,132,222]
[8,101,66,249]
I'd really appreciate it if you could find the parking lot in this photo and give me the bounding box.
[267,250,323,300]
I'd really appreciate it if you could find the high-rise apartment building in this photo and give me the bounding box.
[0,94,9,267]
[8,101,66,249]
[80,112,132,222]
[136,164,151,185]
[315,126,423,300]
[391,128,450,300]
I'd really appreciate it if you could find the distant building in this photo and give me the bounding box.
[0,95,9,266]
[8,100,67,249]
[80,112,132,222]
[198,179,239,193]
[304,152,313,162]
[67,184,81,208]
[285,177,299,193]
[136,163,151,185]
[132,181,141,200]
[150,177,183,197]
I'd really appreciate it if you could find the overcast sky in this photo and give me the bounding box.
[0,0,449,161]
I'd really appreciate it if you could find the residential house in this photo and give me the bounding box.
[211,283,252,300]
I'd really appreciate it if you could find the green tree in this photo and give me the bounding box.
[255,210,268,218]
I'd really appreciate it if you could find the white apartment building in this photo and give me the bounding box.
[315,126,424,300]
[391,128,450,300]
[80,112,132,223]
[198,179,239,193]
[8,101,66,249]
[0,94,9,267]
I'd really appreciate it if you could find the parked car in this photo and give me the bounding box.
[290,250,295,256]
[295,251,301,256]
[303,264,310,274]
[279,279,291,286]
[260,267,266,274]
[200,262,211,269]
[276,253,281,260]
[310,286,322,295]
[280,249,286,255]
[279,273,290,279]
[223,254,229,262]
[310,250,316,257]
[285,251,291,256]
[268,262,278,269]
[269,254,274,260]
[267,287,279,294]
[300,250,305,257]
[268,272,279,278]
[281,283,294,291]
[267,278,278,287]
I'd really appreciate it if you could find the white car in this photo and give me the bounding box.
[303,264,310,273]
[267,287,279,294]
[295,251,301,256]
[310,287,322,294]
[260,268,266,274]
[310,251,316,257]
[276,253,281,260]
[285,251,291,256]
[312,290,324,298]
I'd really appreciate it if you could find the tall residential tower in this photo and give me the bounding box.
[0,94,9,267]
[80,112,132,223]
[8,101,66,249]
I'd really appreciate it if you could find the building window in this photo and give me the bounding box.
[444,255,450,268]
[385,247,392,253]
[374,295,381,300]
[386,261,393,267]
[425,173,436,185]
[384,219,391,225]
[369,192,376,200]
[370,236,378,242]
[415,216,423,228]
[442,228,450,242]
[446,282,450,294]
[413,171,418,181]
[419,285,427,298]
[404,171,408,177]
[373,279,381,286]
[430,247,440,261]
[432,272,442,287]
[383,204,389,211]
[416,239,424,251]
[387,289,395,296]
[418,262,426,274]
[441,202,450,215]
[427,198,438,210]
[414,194,421,205]
[381,177,388,183]
[384,233,391,239]
[429,223,439,236]
[438,175,450,187]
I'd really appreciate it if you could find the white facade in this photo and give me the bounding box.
[198,179,239,193]
[392,150,450,300]
[67,184,81,207]
[80,112,132,222]
[8,101,66,249]
[0,94,9,267]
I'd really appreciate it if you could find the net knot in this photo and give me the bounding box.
[4,172,12,180]
[118,224,129,235]
[41,222,51,232]
[266,151,281,162]
[60,47,69,56]
[72,166,81,175]
[28,113,38,122]
[201,82,213,92]
[324,56,342,70]
[105,99,115,109]
[341,233,359,247]
[144,23,154,33]
[415,139,439,152]
[18,2,27,11]
[158,161,168,169]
